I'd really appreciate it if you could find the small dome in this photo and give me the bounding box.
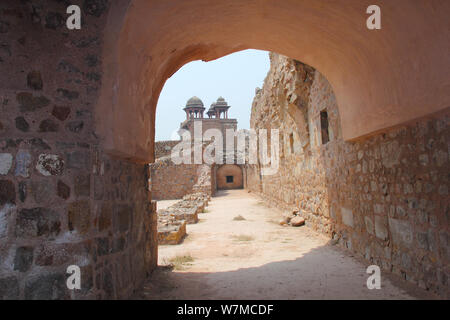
[185,96,204,108]
[215,96,228,107]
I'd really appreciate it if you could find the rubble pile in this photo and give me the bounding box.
[279,208,306,227]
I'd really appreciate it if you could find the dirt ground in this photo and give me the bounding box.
[137,190,438,300]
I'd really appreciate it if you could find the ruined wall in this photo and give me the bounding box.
[248,53,449,297]
[150,158,214,200]
[154,140,180,159]
[0,1,157,299]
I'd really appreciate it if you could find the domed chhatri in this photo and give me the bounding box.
[183,96,206,119]
[186,96,204,108]
[183,96,231,120]
[208,96,230,119]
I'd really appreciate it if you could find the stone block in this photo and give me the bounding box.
[30,180,54,204]
[52,106,71,121]
[113,204,132,233]
[0,276,19,299]
[66,120,84,133]
[74,174,90,198]
[98,202,112,231]
[39,119,59,132]
[0,203,15,238]
[112,237,126,253]
[14,246,34,272]
[35,241,90,267]
[388,218,413,247]
[27,71,43,90]
[0,179,15,205]
[57,180,70,199]
[96,237,110,256]
[15,116,30,132]
[24,273,67,300]
[14,150,32,177]
[18,181,27,202]
[158,220,187,245]
[291,216,305,227]
[374,215,388,240]
[15,208,61,238]
[364,216,374,235]
[68,201,91,234]
[16,92,50,112]
[341,207,354,227]
[36,154,64,176]
[0,153,13,175]
[66,151,89,170]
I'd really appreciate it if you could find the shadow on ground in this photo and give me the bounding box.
[135,242,438,300]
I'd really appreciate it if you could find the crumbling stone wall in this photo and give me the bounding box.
[0,1,157,299]
[150,157,214,200]
[248,53,449,297]
[154,140,180,159]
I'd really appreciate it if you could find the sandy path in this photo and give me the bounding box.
[139,190,436,300]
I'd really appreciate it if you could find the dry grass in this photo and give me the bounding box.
[232,234,254,242]
[168,254,195,270]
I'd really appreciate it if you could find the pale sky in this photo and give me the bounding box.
[155,49,270,141]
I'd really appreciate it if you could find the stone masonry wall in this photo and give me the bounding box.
[0,1,157,299]
[150,157,214,200]
[247,53,449,297]
[154,140,180,159]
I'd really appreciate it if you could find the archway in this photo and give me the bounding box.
[0,0,448,300]
[97,0,450,162]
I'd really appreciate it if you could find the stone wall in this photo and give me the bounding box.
[216,164,243,190]
[149,157,214,200]
[247,53,449,297]
[154,140,180,159]
[0,0,157,299]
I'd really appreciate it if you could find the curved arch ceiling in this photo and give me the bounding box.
[96,0,450,162]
